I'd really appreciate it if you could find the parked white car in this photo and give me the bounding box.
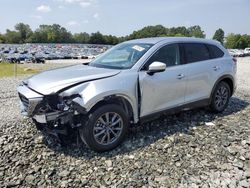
[228,49,245,57]
[244,48,250,56]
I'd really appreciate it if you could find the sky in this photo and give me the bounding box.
[0,0,249,38]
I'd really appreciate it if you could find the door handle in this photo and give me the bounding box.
[213,66,219,71]
[177,74,185,79]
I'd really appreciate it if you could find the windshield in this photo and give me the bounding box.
[90,43,153,69]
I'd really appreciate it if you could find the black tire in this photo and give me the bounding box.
[79,104,129,152]
[210,81,231,113]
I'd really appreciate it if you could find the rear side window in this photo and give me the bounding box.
[207,44,224,59]
[183,43,210,63]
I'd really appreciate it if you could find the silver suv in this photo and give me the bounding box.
[17,37,237,151]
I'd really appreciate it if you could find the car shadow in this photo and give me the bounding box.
[42,97,249,159]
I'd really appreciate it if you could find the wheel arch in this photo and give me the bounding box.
[210,74,235,101]
[87,94,137,124]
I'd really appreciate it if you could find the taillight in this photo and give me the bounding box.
[233,57,237,64]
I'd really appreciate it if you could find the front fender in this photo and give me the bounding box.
[84,91,138,122]
[59,71,139,123]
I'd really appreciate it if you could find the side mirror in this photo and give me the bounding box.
[147,61,166,75]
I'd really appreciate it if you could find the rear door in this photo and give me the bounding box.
[182,43,224,103]
[139,43,188,117]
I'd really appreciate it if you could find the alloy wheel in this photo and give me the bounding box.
[93,112,123,145]
[214,85,229,110]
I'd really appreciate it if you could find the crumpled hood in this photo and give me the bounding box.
[26,65,120,95]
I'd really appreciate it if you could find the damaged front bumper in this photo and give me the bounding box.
[18,83,86,124]
[33,111,67,124]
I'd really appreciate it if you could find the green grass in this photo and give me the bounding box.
[0,63,39,78]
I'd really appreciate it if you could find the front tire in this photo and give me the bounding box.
[79,104,129,152]
[210,81,231,113]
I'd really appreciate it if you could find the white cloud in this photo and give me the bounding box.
[93,13,99,19]
[57,0,96,8]
[64,0,82,3]
[93,13,100,20]
[36,5,51,13]
[80,2,91,8]
[82,20,89,24]
[30,15,43,20]
[58,5,66,9]
[67,20,80,26]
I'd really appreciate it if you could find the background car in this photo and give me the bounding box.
[244,47,250,56]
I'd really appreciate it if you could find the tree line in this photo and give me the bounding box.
[0,23,249,49]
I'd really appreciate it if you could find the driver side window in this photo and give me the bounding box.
[144,44,180,69]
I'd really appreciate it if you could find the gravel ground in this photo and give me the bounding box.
[0,58,250,187]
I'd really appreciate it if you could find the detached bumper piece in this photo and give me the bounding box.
[32,109,83,142]
[33,116,81,145]
[34,119,70,144]
[33,111,69,124]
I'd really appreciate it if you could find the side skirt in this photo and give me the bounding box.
[139,99,210,123]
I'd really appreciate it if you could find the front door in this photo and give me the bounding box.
[139,44,187,117]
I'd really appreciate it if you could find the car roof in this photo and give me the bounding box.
[125,37,220,46]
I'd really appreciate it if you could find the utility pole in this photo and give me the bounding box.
[14,62,17,78]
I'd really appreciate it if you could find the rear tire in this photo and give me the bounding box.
[79,104,129,152]
[210,81,231,113]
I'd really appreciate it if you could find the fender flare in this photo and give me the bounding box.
[209,74,235,103]
[85,93,139,123]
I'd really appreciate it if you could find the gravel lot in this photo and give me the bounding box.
[0,59,250,187]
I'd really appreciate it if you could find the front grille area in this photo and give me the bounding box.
[18,93,43,116]
[17,84,43,117]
